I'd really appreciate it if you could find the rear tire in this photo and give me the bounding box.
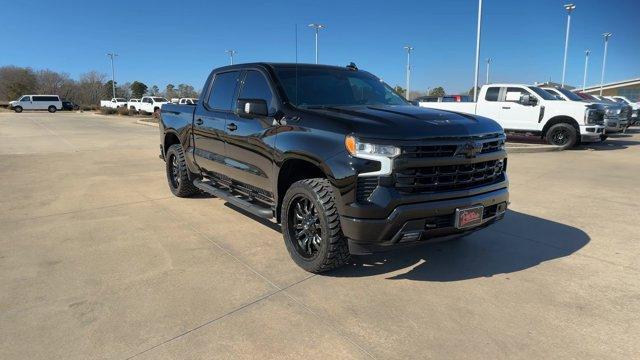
[165,144,199,197]
[48,106,56,113]
[14,106,23,113]
[281,178,350,273]
[545,123,577,150]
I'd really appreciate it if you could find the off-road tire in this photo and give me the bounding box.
[165,144,198,197]
[48,106,56,113]
[600,134,608,141]
[14,106,23,113]
[545,123,577,150]
[281,178,350,273]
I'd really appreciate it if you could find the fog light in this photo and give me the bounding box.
[399,232,421,243]
[496,202,507,215]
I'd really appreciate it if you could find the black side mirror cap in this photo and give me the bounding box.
[519,94,538,106]
[237,98,269,117]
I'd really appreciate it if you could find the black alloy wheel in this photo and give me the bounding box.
[289,195,322,259]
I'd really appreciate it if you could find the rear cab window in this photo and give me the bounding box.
[484,87,500,102]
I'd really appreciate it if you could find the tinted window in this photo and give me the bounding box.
[275,67,406,107]
[528,86,557,100]
[153,97,168,102]
[33,96,59,102]
[239,71,276,114]
[556,88,584,101]
[485,87,500,101]
[207,71,240,110]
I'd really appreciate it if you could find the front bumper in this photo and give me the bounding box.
[341,187,508,255]
[580,125,605,142]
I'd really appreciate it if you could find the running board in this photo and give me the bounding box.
[193,179,274,219]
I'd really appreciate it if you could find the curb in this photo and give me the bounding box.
[506,143,561,153]
[136,119,159,127]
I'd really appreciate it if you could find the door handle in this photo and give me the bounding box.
[502,106,511,109]
[227,123,238,131]
[195,118,203,125]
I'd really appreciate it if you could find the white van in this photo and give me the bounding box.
[9,95,62,113]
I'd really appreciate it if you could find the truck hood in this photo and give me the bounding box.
[303,105,503,140]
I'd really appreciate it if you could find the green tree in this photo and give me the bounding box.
[428,86,445,97]
[177,83,198,98]
[130,81,148,98]
[393,85,406,98]
[149,85,160,96]
[164,84,178,99]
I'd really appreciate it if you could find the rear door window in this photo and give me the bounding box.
[485,87,500,101]
[207,71,240,110]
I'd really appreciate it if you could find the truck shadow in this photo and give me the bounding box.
[329,210,589,281]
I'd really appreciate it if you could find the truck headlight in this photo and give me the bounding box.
[345,135,400,176]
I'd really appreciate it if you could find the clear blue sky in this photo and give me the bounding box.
[1,0,638,93]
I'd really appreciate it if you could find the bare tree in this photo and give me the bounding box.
[78,71,107,106]
[36,69,72,95]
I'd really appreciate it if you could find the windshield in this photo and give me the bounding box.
[529,87,558,101]
[153,97,168,102]
[556,88,584,101]
[275,67,408,107]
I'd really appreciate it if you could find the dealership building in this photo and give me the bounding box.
[581,78,640,101]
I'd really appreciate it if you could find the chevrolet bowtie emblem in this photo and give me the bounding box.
[456,141,483,158]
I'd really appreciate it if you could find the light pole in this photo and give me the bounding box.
[485,57,491,84]
[308,23,325,64]
[561,3,576,88]
[225,50,237,65]
[582,50,590,91]
[600,32,612,95]
[473,0,483,101]
[403,45,414,100]
[106,52,118,99]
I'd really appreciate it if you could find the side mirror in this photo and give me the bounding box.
[519,94,538,106]
[237,98,269,117]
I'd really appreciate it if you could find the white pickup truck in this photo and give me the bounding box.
[138,96,169,115]
[127,99,141,111]
[420,84,606,149]
[100,98,128,109]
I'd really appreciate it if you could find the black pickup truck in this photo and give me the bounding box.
[159,63,509,273]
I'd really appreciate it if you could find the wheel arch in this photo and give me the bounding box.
[163,130,181,156]
[542,116,580,136]
[276,155,332,222]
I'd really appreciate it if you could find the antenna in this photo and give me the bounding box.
[295,23,299,106]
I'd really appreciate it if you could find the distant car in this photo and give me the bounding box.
[416,95,471,103]
[128,99,141,111]
[9,95,62,113]
[61,100,79,111]
[100,98,128,109]
[178,98,198,105]
[607,96,639,124]
[138,96,169,116]
[571,92,628,133]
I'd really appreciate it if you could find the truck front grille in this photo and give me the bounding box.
[401,134,505,158]
[395,159,505,193]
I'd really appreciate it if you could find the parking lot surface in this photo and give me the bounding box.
[1,112,639,359]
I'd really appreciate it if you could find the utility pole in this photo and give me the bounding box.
[106,52,118,99]
[403,45,414,100]
[308,23,325,64]
[225,50,237,65]
[473,0,483,102]
[561,3,576,88]
[485,57,491,84]
[600,33,612,95]
[582,49,590,91]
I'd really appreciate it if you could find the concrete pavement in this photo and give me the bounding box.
[0,112,638,359]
